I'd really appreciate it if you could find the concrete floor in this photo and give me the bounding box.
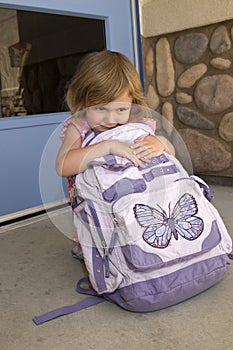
[0,184,233,350]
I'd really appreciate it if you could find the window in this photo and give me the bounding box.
[0,8,106,117]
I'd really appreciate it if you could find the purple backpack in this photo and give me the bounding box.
[33,123,232,325]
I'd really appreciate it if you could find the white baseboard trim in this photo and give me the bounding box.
[0,199,69,224]
[0,203,71,234]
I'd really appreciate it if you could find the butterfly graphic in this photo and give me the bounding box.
[133,193,204,248]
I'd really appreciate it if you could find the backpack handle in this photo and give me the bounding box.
[76,277,98,296]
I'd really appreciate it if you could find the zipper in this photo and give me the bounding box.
[99,214,119,278]
[101,240,110,278]
[109,215,119,254]
[86,199,122,279]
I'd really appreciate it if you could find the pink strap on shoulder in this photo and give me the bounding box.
[60,116,90,142]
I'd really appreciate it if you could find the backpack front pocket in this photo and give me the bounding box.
[112,178,231,271]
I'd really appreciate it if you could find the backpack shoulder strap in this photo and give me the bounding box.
[32,277,105,325]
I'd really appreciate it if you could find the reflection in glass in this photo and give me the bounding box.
[0,9,105,117]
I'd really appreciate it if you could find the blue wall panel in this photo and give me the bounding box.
[0,114,69,215]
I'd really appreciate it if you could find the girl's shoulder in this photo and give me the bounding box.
[129,117,156,133]
[60,115,90,142]
[144,118,156,132]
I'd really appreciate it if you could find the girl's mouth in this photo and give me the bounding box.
[100,124,119,130]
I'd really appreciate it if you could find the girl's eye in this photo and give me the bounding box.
[94,107,106,112]
[117,107,129,112]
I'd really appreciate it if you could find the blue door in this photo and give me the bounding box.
[0,0,142,220]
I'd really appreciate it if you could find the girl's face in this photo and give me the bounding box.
[86,92,133,132]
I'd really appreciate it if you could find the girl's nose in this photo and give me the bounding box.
[105,110,117,124]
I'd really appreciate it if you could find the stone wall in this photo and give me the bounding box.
[142,19,233,177]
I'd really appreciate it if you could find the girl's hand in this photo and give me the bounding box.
[109,140,146,168]
[132,135,175,160]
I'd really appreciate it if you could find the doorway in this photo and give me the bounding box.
[0,0,141,220]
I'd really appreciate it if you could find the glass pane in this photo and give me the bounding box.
[0,8,106,117]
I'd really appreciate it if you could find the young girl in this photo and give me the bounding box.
[56,50,175,257]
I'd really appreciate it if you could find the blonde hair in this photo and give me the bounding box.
[66,50,146,114]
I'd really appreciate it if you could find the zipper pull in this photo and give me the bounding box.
[113,216,118,227]
[101,240,107,256]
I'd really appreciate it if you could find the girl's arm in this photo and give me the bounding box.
[56,124,146,176]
